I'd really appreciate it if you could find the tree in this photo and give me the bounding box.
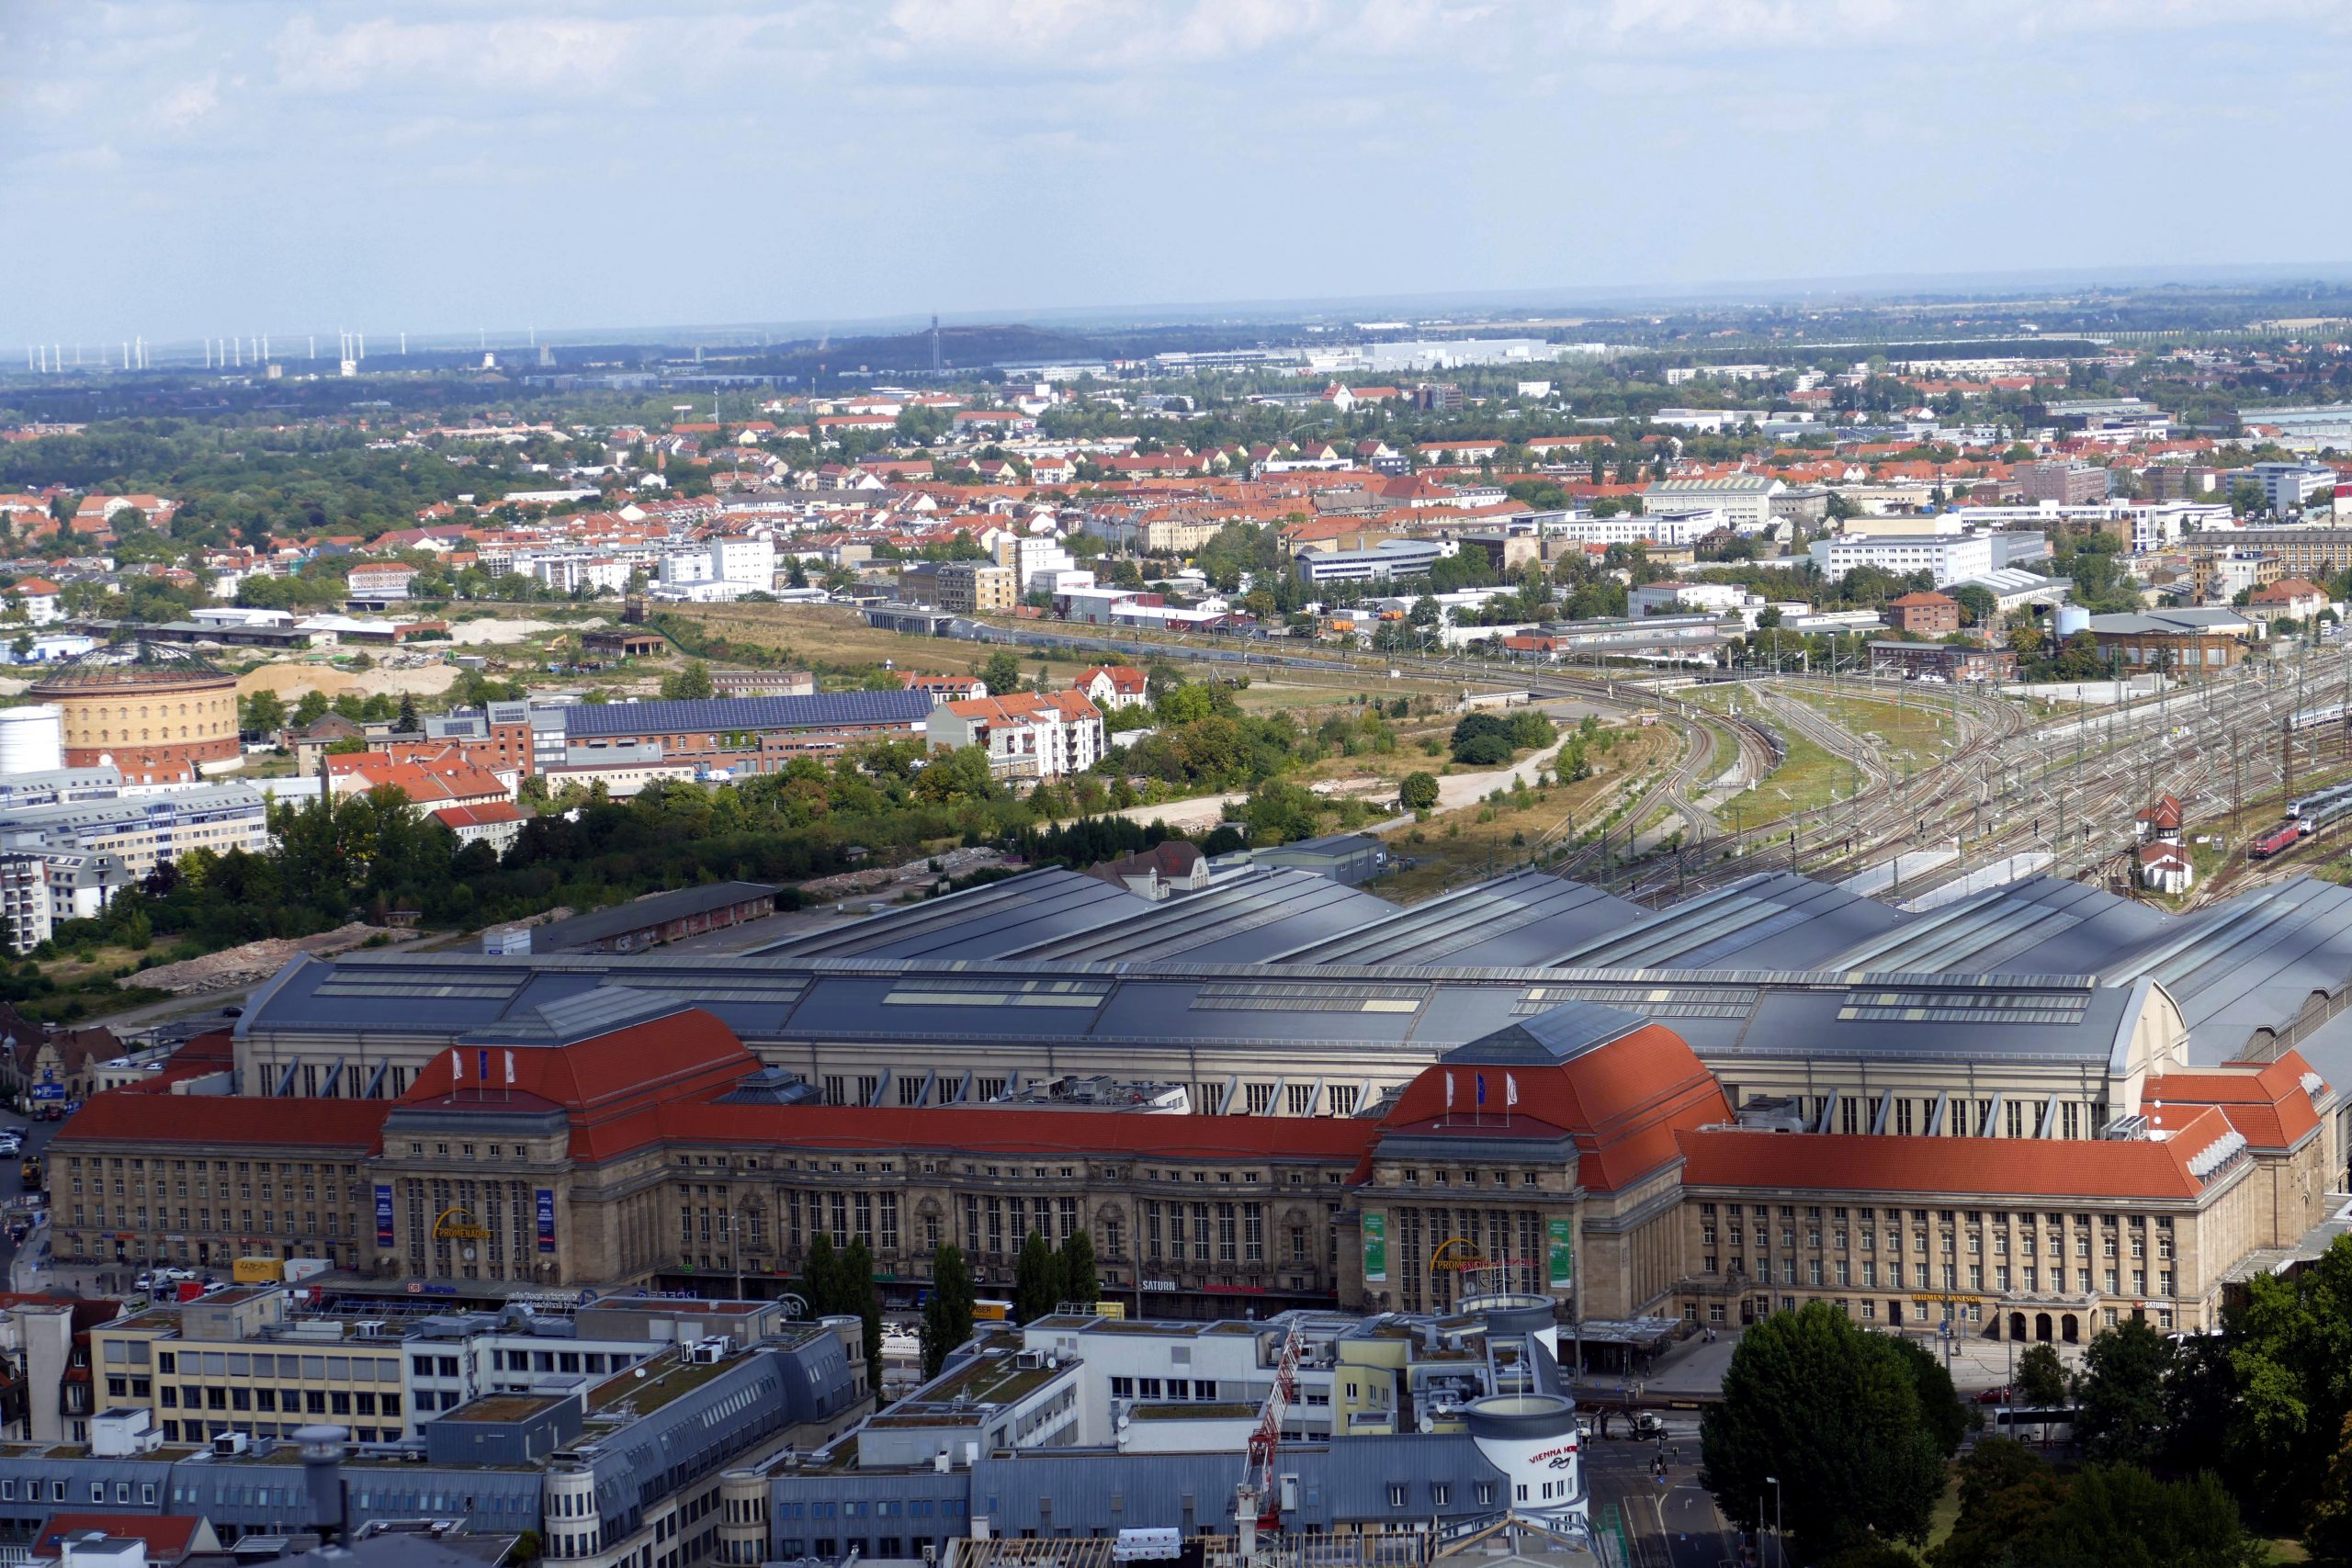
[2216,1231,2352,1523]
[1058,1231,1098,1310]
[842,1237,883,1375]
[1013,1230,1058,1322]
[2074,1318,2174,1465]
[240,689,288,738]
[1505,708,1556,751]
[1700,1303,1947,1562]
[395,693,421,734]
[1884,1334,1969,1459]
[922,1244,978,1382]
[1399,772,1441,813]
[1951,583,1998,627]
[2016,1342,2069,1446]
[1239,780,1320,845]
[979,649,1024,696]
[802,1233,841,1318]
[1450,711,1515,765]
[292,689,331,727]
[661,660,715,701]
[1935,1449,2263,1568]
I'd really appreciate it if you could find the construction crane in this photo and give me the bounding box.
[1234,1321,1304,1546]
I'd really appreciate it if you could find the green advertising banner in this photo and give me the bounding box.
[1363,1212,1388,1283]
[1546,1216,1575,1290]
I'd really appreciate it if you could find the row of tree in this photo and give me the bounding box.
[1709,1237,2352,1563]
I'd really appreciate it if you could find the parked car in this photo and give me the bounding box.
[1975,1385,2013,1404]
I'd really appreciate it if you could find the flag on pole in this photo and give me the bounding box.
[1445,1073,1456,1111]
[504,1050,516,1087]
[1476,1073,1488,1108]
[452,1048,463,1083]
[1506,1073,1520,1108]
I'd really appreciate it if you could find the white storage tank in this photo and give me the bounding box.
[0,705,64,776]
[2053,605,2091,638]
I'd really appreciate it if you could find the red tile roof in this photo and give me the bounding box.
[1677,1110,2242,1202]
[656,1102,1377,1166]
[433,800,525,829]
[2144,1051,2324,1151]
[39,1515,209,1562]
[57,1093,390,1152]
[1379,1022,1729,1193]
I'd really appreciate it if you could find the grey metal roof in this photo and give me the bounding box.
[1001,869,1398,964]
[1545,872,1904,970]
[232,867,2352,1079]
[1268,870,1639,967]
[748,868,1154,962]
[2097,877,2352,1060]
[456,985,684,1047]
[560,688,933,739]
[530,881,777,953]
[1444,1000,1645,1065]
[1821,876,2165,976]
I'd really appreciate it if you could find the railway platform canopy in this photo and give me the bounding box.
[230,863,2352,1180]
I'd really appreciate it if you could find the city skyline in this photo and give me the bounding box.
[8,0,2352,344]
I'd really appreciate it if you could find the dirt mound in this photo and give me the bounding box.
[123,922,420,995]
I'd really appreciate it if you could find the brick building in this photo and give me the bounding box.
[1885,590,1962,637]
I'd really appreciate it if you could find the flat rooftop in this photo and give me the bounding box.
[442,1393,569,1424]
[586,1349,737,1418]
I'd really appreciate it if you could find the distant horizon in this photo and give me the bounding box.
[16,259,2352,369]
[11,2,2352,348]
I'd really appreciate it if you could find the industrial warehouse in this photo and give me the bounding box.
[51,862,2352,1351]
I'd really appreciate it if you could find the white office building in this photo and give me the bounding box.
[1809,531,1996,586]
[1642,474,1786,533]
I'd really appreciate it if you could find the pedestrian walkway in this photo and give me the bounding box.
[1566,1318,2086,1404]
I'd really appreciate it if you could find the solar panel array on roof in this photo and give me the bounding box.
[561,689,933,739]
[1267,869,1638,967]
[747,869,1152,961]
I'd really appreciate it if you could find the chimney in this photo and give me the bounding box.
[296,1423,350,1545]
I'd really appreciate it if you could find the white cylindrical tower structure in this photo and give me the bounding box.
[0,705,64,775]
[2054,605,2091,639]
[1464,1392,1587,1526]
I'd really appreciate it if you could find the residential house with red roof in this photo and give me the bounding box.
[926,689,1105,781]
[1073,664,1148,711]
[6,577,61,625]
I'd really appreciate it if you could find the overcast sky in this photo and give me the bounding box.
[7,0,2352,347]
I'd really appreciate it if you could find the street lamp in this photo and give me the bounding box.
[1766,1475,1783,1568]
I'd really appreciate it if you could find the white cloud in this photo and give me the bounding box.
[271,14,646,94]
[152,73,219,131]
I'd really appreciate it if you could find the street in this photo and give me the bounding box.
[1585,1416,1745,1568]
[0,1107,62,1296]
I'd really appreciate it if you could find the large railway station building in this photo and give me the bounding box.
[52,863,2352,1347]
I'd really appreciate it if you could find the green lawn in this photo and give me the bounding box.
[1785,689,1965,775]
[1683,685,1863,824]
